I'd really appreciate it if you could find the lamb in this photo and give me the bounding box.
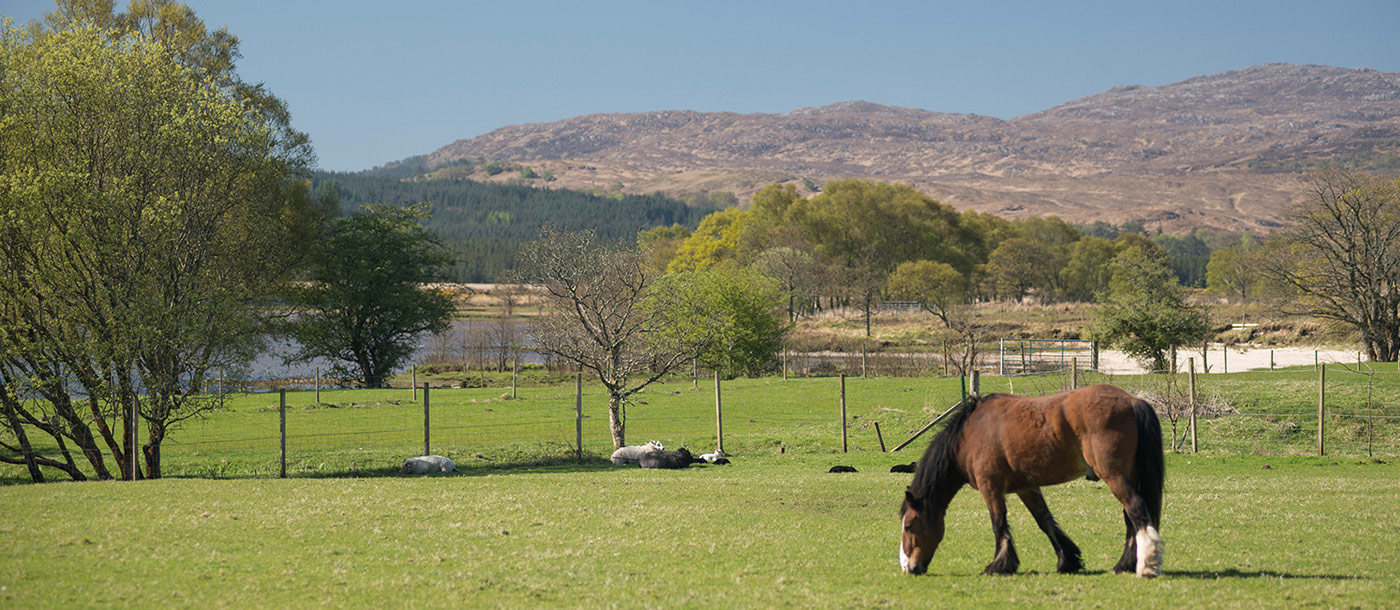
[610,440,664,465]
[400,455,456,474]
[698,450,727,463]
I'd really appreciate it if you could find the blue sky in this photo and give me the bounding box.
[6,1,1399,171]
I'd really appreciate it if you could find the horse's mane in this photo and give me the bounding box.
[907,394,990,509]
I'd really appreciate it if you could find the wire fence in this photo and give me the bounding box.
[3,358,1397,483]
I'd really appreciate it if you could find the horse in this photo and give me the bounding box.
[639,448,694,469]
[898,384,1165,578]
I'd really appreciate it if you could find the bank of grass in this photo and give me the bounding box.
[1,453,1397,608]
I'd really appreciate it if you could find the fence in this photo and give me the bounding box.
[3,359,1397,483]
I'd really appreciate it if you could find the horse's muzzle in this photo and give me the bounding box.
[903,563,927,575]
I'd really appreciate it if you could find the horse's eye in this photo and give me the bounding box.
[903,525,912,532]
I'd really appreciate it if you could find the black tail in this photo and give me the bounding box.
[1132,400,1165,527]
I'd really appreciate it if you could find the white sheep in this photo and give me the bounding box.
[400,455,457,474]
[610,440,664,465]
[699,450,727,463]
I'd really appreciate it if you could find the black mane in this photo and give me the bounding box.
[905,395,988,510]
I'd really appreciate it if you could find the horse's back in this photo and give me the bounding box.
[963,385,1143,490]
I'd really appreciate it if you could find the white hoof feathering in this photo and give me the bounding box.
[1135,525,1164,578]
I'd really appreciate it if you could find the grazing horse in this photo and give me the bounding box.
[898,384,1165,578]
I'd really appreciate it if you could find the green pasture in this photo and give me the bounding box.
[3,366,1399,483]
[1,454,1397,608]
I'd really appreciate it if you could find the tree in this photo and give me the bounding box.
[658,267,788,377]
[1205,235,1262,301]
[1259,170,1400,361]
[668,208,749,272]
[754,244,819,321]
[0,5,326,481]
[519,229,718,449]
[284,204,455,388]
[986,238,1059,301]
[1060,236,1120,302]
[887,259,983,375]
[1091,247,1211,371]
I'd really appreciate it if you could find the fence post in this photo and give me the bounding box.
[1071,358,1078,390]
[423,383,430,457]
[1270,350,1274,371]
[693,359,698,390]
[861,346,868,378]
[315,366,321,403]
[1223,347,1228,374]
[999,339,1005,376]
[1314,350,1319,371]
[1188,358,1197,453]
[1091,341,1099,371]
[412,366,417,401]
[714,371,724,454]
[279,389,287,479]
[839,374,848,453]
[943,339,949,376]
[511,358,518,399]
[575,373,583,462]
[782,348,788,382]
[971,370,980,397]
[1317,365,1325,456]
[130,393,139,481]
[875,421,887,452]
[219,367,225,408]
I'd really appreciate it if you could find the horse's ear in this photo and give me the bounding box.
[904,488,921,511]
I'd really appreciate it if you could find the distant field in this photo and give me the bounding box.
[1,454,1396,608]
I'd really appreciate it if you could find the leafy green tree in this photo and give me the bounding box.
[637,223,692,273]
[0,4,325,481]
[887,260,967,325]
[1091,247,1211,371]
[659,267,788,377]
[1060,236,1121,302]
[1205,235,1262,301]
[668,208,750,272]
[789,179,977,273]
[986,238,1059,301]
[285,204,455,388]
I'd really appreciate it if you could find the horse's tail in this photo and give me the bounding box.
[1132,399,1165,527]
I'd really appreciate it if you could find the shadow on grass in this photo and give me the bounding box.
[1163,568,1365,581]
[287,454,619,480]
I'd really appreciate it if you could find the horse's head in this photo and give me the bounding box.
[899,487,944,575]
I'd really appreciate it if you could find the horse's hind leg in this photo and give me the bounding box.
[1112,511,1137,574]
[978,487,1020,575]
[1017,489,1082,574]
[1102,475,1163,578]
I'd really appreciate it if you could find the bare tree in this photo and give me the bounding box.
[1260,170,1400,362]
[518,229,716,449]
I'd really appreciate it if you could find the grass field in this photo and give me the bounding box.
[3,369,1398,607]
[2,454,1397,608]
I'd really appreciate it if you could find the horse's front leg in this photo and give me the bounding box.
[979,486,1019,575]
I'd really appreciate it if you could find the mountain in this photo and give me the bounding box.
[409,64,1400,232]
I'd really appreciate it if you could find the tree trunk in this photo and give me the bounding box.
[608,391,626,450]
[143,442,161,479]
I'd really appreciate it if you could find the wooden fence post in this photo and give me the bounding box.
[875,421,886,452]
[1270,350,1274,371]
[1223,347,1228,374]
[861,347,868,378]
[412,366,417,401]
[1188,357,1197,453]
[575,373,583,462]
[971,370,980,396]
[422,383,431,457]
[279,389,287,479]
[511,358,518,399]
[1070,358,1078,390]
[839,374,848,453]
[714,371,724,453]
[1317,365,1326,456]
[782,348,788,382]
[1091,342,1100,371]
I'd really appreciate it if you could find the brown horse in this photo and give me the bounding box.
[899,384,1164,578]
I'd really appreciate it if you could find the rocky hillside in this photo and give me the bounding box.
[415,64,1400,232]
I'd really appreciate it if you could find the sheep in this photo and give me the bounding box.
[400,455,456,474]
[610,440,664,465]
[698,450,727,463]
[640,448,695,469]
